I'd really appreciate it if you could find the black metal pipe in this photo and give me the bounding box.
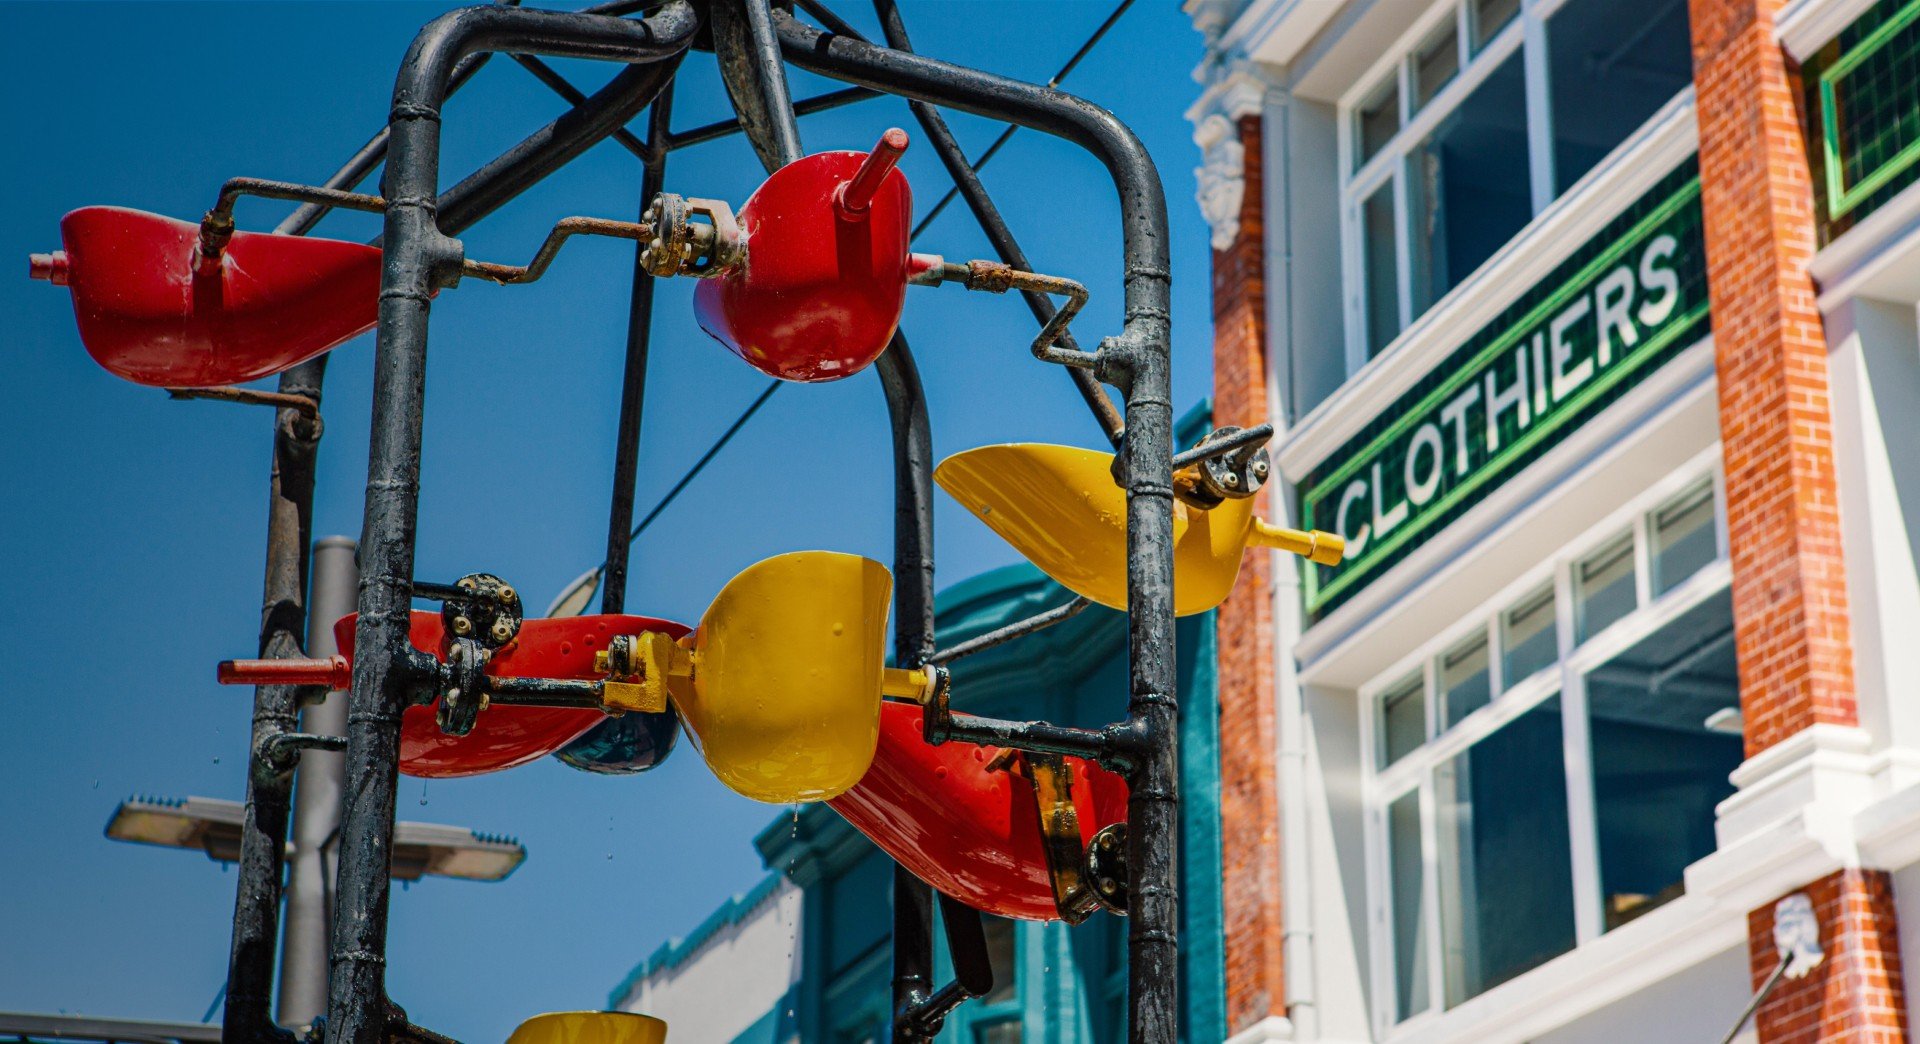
[508,54,651,162]
[869,0,1125,447]
[218,102,412,1043]
[330,6,696,1041]
[221,359,323,1044]
[600,87,674,615]
[711,0,804,172]
[774,18,1178,1039]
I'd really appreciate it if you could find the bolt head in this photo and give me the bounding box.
[451,616,473,636]
[1253,460,1270,478]
[490,620,514,642]
[499,585,517,604]
[1223,472,1240,488]
[457,577,477,591]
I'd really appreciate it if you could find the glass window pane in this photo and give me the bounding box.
[1473,0,1520,50]
[1436,697,1576,1007]
[1414,20,1461,112]
[981,917,1018,1005]
[1440,633,1492,727]
[1585,591,1741,931]
[1359,76,1401,169]
[1363,181,1401,357]
[1408,51,1531,316]
[1547,0,1693,192]
[976,1021,1023,1044]
[1576,533,1637,643]
[1652,482,1717,596]
[1389,790,1432,1021]
[1502,584,1558,687]
[1381,673,1427,768]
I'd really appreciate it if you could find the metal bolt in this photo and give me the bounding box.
[490,619,514,643]
[498,585,517,604]
[1253,460,1269,479]
[451,616,473,636]
[457,577,477,591]
[1222,472,1240,488]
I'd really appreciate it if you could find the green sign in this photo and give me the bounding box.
[1301,162,1710,618]
[1806,0,1920,243]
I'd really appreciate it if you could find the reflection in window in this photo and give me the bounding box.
[1586,591,1741,930]
[1436,697,1576,1006]
[1502,585,1558,685]
[1441,633,1492,727]
[1652,482,1717,596]
[1363,182,1401,356]
[981,917,1018,1005]
[976,1021,1022,1044]
[1576,533,1637,643]
[1360,78,1401,170]
[1389,791,1431,1020]
[1473,0,1520,50]
[1547,0,1694,192]
[1382,673,1427,768]
[1415,19,1461,112]
[1408,51,1532,313]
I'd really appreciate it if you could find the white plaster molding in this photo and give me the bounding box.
[1387,892,1743,1044]
[1777,0,1878,61]
[1812,179,1920,310]
[1274,88,1699,482]
[1224,1015,1296,1043]
[1218,0,1348,71]
[1195,114,1250,252]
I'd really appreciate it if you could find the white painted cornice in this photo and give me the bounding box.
[1776,0,1877,60]
[1224,1015,1296,1043]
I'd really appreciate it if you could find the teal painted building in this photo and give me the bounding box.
[612,415,1226,1043]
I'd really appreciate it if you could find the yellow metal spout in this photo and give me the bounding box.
[596,551,893,804]
[935,443,1345,616]
[507,1012,667,1044]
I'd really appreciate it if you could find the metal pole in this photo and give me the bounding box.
[277,536,358,1029]
[600,88,674,614]
[331,8,695,1041]
[221,358,322,1044]
[773,17,1177,1039]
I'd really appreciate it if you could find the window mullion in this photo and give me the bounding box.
[1562,663,1604,944]
[1521,0,1556,212]
[1395,157,1414,333]
[1419,769,1447,1014]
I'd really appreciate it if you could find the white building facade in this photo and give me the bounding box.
[1189,0,1920,1042]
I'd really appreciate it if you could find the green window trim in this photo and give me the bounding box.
[1818,0,1920,220]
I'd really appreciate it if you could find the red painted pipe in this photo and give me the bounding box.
[218,654,351,689]
[838,127,910,218]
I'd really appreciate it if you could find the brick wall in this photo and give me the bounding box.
[1748,870,1910,1043]
[1689,0,1857,758]
[1211,111,1287,1036]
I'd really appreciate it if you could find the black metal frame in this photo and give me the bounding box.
[199,2,1179,1040]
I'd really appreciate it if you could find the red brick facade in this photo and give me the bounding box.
[1689,0,1857,759]
[1747,870,1910,1044]
[1689,1,1900,1040]
[1210,112,1287,1035]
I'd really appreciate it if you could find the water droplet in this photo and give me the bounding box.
[418,781,429,806]
[212,756,221,765]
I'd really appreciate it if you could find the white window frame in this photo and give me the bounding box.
[1360,446,1731,1037]
[1338,0,1623,375]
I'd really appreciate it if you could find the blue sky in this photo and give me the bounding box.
[0,2,1211,1038]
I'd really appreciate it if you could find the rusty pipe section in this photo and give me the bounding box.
[910,257,1094,368]
[460,215,652,284]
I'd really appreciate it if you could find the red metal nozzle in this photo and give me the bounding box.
[838,128,911,218]
[218,654,351,689]
[28,251,68,285]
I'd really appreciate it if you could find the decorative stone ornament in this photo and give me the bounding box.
[1773,891,1824,978]
[1193,113,1246,252]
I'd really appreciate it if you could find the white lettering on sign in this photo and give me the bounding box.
[1320,232,1688,556]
